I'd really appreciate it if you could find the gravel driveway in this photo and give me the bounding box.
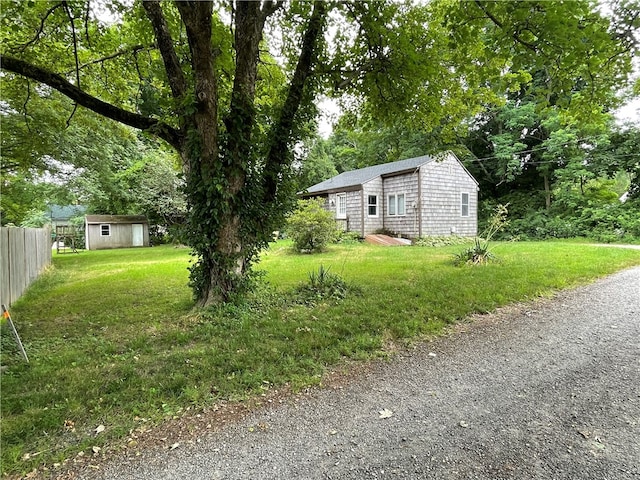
[84,266,640,480]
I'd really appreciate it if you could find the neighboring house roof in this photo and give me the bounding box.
[85,215,148,225]
[47,204,86,221]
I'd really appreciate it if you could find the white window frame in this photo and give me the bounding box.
[461,192,470,217]
[336,193,347,219]
[388,193,406,216]
[367,194,378,217]
[100,224,111,236]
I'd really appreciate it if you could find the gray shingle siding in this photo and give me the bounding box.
[382,172,420,237]
[346,190,362,233]
[326,191,362,233]
[362,178,383,235]
[421,154,478,236]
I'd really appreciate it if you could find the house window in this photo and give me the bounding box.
[100,224,111,236]
[461,192,470,217]
[388,193,406,216]
[367,195,378,217]
[336,193,347,219]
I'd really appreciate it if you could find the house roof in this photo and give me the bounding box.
[47,204,86,220]
[85,215,148,225]
[303,155,436,195]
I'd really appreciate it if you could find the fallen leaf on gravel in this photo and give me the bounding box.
[94,425,105,435]
[170,442,180,450]
[22,451,43,461]
[379,408,394,419]
[459,421,469,428]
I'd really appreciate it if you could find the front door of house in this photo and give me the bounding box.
[132,224,144,246]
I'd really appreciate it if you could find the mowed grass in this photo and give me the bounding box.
[2,241,640,476]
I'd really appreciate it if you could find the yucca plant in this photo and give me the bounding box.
[297,264,349,304]
[454,204,508,266]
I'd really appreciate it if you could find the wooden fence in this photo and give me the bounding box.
[0,227,52,307]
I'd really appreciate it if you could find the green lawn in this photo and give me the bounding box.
[2,241,640,476]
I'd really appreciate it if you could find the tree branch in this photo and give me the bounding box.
[263,0,327,200]
[66,44,150,75]
[142,0,188,101]
[220,0,267,189]
[474,0,538,53]
[84,1,91,45]
[62,1,81,126]
[18,2,65,52]
[22,80,32,133]
[0,55,182,149]
[176,1,219,177]
[261,0,284,18]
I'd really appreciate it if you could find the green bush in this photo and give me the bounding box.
[415,235,471,247]
[479,188,640,242]
[335,230,362,244]
[492,200,640,242]
[19,209,50,228]
[286,198,339,253]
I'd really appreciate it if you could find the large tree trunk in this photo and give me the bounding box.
[189,1,326,306]
[186,2,267,306]
[199,214,245,307]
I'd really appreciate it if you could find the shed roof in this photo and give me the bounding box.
[85,215,148,225]
[303,155,435,195]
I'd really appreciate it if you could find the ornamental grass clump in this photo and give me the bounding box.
[296,264,349,304]
[454,204,509,266]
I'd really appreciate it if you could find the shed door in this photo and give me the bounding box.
[132,224,144,246]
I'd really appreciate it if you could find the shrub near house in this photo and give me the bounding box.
[287,199,339,252]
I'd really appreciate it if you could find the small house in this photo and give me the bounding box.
[302,152,479,238]
[85,215,150,250]
[46,204,87,229]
